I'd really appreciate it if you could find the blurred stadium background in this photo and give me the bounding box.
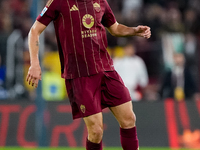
[0,0,200,149]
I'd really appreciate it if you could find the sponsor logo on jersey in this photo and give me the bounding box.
[81,29,97,38]
[40,7,48,17]
[82,14,94,29]
[93,2,101,12]
[70,5,79,11]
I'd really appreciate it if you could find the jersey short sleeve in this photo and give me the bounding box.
[36,0,60,26]
[101,0,116,28]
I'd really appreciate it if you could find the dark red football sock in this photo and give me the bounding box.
[120,126,139,150]
[86,138,102,150]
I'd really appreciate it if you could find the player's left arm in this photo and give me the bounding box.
[107,22,151,39]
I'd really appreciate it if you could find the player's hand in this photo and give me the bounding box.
[134,25,151,39]
[26,64,42,88]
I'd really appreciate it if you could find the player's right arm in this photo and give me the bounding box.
[26,21,47,88]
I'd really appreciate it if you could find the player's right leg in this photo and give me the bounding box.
[83,112,103,150]
[65,73,104,150]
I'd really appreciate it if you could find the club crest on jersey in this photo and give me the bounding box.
[40,7,48,16]
[82,14,94,29]
[80,105,86,113]
[93,2,101,12]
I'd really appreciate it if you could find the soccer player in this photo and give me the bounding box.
[26,0,151,149]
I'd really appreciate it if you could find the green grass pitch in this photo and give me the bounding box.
[0,147,198,150]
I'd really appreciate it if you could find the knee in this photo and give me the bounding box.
[120,112,136,129]
[87,124,103,143]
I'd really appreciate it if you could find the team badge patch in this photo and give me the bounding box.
[80,105,86,113]
[40,7,48,16]
[93,2,101,12]
[82,14,94,29]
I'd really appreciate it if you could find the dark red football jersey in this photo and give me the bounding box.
[37,0,116,79]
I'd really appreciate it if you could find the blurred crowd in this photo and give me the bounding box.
[0,0,200,101]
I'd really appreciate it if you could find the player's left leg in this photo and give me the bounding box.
[110,101,139,150]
